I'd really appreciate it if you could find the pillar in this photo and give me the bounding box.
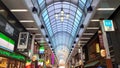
[30,34,35,59]
[100,20,113,68]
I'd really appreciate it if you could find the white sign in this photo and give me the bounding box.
[103,20,115,31]
[17,32,29,50]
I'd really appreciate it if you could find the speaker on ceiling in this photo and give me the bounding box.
[72,45,74,48]
[45,35,48,38]
[41,25,45,29]
[87,5,93,12]
[74,41,76,44]
[32,7,38,13]
[80,24,84,28]
[51,46,53,48]
[48,41,51,44]
[76,34,79,38]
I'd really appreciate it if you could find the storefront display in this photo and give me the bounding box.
[0,57,8,68]
[0,57,25,68]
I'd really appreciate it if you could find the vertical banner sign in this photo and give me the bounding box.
[103,20,115,31]
[51,53,54,65]
[17,32,29,51]
[98,30,105,49]
[96,43,100,53]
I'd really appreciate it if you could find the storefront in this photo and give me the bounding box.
[0,49,26,68]
[84,32,106,68]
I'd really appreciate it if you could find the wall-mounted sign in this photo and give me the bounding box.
[0,32,15,52]
[0,49,25,61]
[17,32,29,51]
[103,20,115,31]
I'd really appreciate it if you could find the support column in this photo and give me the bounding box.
[100,20,113,68]
[30,34,35,59]
[80,46,84,68]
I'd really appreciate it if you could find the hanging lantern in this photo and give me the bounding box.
[100,49,106,57]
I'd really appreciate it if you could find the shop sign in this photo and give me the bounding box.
[39,45,44,54]
[103,20,115,31]
[0,32,15,52]
[17,32,29,51]
[96,43,100,53]
[98,30,104,49]
[0,49,25,61]
[51,53,54,65]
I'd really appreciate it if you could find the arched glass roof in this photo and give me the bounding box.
[36,0,93,63]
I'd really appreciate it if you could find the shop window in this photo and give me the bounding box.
[0,57,8,68]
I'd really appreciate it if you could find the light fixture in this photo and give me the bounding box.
[0,9,5,12]
[35,33,41,35]
[86,27,99,30]
[80,41,87,43]
[97,8,115,11]
[83,33,94,35]
[20,20,34,23]
[26,28,38,30]
[10,9,28,12]
[91,19,100,22]
[81,37,90,39]
[55,5,69,22]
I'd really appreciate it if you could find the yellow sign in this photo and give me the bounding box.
[96,43,100,53]
[46,59,50,65]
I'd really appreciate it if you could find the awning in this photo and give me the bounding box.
[84,60,99,68]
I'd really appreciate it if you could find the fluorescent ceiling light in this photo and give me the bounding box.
[26,28,38,30]
[10,9,28,12]
[20,20,34,22]
[86,27,99,30]
[8,20,16,24]
[35,38,41,40]
[80,41,87,43]
[81,37,90,39]
[0,9,5,12]
[91,19,100,22]
[97,8,115,11]
[35,34,41,35]
[83,33,94,35]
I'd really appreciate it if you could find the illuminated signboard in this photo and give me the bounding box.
[96,43,100,53]
[103,20,115,31]
[0,49,25,61]
[0,32,15,52]
[51,53,54,65]
[39,46,44,54]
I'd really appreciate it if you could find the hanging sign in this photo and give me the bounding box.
[17,32,29,51]
[96,43,100,53]
[103,20,115,31]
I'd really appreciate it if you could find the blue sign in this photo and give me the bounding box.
[104,20,112,27]
[103,20,115,31]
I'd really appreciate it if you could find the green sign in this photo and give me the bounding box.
[0,49,25,61]
[0,32,15,45]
